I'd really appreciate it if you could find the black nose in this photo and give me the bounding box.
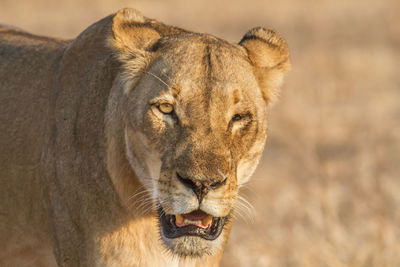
[176,173,226,203]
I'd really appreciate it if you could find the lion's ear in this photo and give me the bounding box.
[109,8,161,62]
[239,27,290,104]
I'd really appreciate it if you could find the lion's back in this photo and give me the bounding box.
[0,26,67,167]
[0,27,67,264]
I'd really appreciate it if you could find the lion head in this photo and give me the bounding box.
[105,8,290,258]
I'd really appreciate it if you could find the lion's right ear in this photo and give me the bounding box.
[239,27,290,104]
[109,8,161,64]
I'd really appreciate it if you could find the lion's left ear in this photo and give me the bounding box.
[109,8,161,65]
[239,27,290,104]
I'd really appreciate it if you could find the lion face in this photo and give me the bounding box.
[120,37,269,256]
[107,8,290,258]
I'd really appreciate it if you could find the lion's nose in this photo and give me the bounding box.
[176,173,226,203]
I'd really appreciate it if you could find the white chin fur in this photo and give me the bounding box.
[160,231,225,258]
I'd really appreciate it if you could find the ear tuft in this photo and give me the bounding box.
[116,8,146,23]
[108,8,162,91]
[110,8,160,54]
[240,27,290,70]
[240,27,290,104]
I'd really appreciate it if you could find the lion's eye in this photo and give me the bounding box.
[229,113,252,130]
[158,103,174,114]
[231,114,243,122]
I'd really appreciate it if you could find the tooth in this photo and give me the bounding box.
[202,215,213,227]
[184,219,200,225]
[175,214,184,225]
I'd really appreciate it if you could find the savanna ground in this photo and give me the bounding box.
[1,0,399,266]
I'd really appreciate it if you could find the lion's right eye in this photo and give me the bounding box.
[158,103,174,114]
[229,113,252,130]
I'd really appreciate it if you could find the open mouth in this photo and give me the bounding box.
[158,206,227,240]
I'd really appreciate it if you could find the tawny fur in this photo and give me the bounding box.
[0,8,290,266]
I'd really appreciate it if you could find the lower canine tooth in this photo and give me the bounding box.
[176,214,184,225]
[202,215,213,227]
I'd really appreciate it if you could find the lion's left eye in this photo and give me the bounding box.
[231,114,243,122]
[158,103,174,114]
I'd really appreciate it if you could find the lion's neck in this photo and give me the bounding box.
[96,215,171,266]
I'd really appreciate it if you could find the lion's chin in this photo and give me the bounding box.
[157,206,228,257]
[161,235,224,257]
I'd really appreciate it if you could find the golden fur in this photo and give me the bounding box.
[0,8,290,266]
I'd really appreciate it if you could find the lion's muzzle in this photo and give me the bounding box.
[176,172,227,203]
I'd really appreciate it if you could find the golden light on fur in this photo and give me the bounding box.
[0,7,290,266]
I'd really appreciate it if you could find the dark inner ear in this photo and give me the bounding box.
[239,27,291,104]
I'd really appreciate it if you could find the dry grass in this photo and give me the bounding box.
[1,0,399,266]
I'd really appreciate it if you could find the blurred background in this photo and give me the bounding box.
[1,0,399,266]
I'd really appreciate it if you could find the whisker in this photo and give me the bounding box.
[126,189,152,203]
[232,209,246,222]
[237,204,255,222]
[217,169,228,180]
[143,71,172,90]
[233,206,251,223]
[233,195,256,223]
[136,201,155,217]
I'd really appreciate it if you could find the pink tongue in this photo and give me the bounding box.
[183,210,208,221]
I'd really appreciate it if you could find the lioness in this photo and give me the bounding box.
[0,8,290,267]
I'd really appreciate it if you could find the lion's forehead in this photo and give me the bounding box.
[152,38,262,120]
[159,36,257,86]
